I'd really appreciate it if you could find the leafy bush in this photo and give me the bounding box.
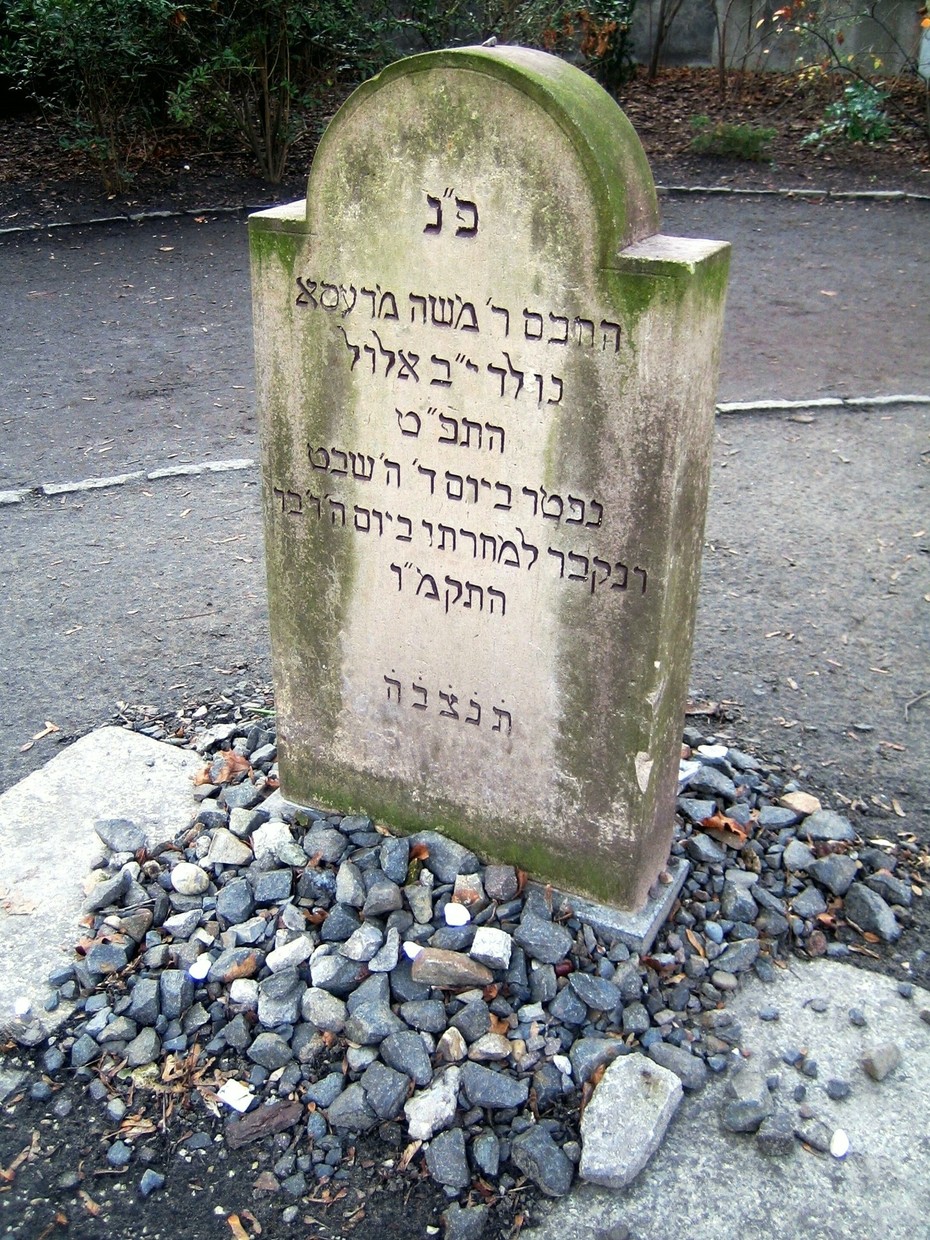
[1,0,184,191]
[170,0,391,185]
[540,2,638,91]
[689,115,776,160]
[803,80,891,146]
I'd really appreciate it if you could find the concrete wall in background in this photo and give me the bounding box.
[630,0,923,75]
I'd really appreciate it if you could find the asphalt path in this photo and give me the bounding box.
[1,196,928,876]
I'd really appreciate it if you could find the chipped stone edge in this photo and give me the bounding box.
[534,854,690,955]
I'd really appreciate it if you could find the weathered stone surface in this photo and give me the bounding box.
[404,1067,461,1140]
[569,1037,627,1084]
[861,1042,901,1081]
[205,828,254,867]
[344,999,405,1045]
[250,45,728,909]
[360,1060,408,1120]
[800,810,857,843]
[247,1032,294,1070]
[410,948,493,989]
[647,1042,708,1092]
[579,1054,682,1188]
[807,854,859,896]
[300,987,347,1033]
[469,926,513,971]
[460,1062,529,1110]
[844,883,901,942]
[327,1083,378,1132]
[514,916,573,965]
[512,1124,574,1197]
[381,1030,434,1086]
[170,862,210,896]
[425,1126,471,1189]
[0,728,203,1032]
[94,818,146,853]
[721,1066,774,1133]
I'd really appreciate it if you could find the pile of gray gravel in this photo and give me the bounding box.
[8,703,922,1237]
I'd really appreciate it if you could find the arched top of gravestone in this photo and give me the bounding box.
[304,45,659,265]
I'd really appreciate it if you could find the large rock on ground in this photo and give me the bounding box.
[579,1053,682,1188]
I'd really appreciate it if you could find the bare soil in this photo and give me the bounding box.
[0,68,927,231]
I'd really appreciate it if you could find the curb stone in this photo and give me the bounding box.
[4,393,929,506]
[0,183,926,238]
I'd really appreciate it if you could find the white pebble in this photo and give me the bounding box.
[830,1129,850,1159]
[553,1053,573,1077]
[444,902,471,927]
[188,954,212,980]
[698,743,728,760]
[170,861,210,895]
[403,940,424,960]
[13,996,31,1018]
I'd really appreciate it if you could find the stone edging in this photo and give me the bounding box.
[3,390,929,508]
[0,183,927,238]
[657,185,930,203]
[0,457,255,507]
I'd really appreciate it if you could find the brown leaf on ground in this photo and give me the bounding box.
[701,811,749,848]
[210,751,253,785]
[397,1140,421,1172]
[78,1190,101,1216]
[227,1216,250,1240]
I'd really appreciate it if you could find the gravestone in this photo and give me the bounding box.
[249,46,729,910]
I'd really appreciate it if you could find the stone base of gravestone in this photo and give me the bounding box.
[250,46,728,911]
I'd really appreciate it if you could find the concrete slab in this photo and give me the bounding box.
[0,727,201,1031]
[534,959,930,1240]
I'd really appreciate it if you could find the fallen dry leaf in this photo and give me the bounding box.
[78,1189,101,1216]
[701,811,749,848]
[209,751,253,785]
[397,1140,422,1172]
[227,1216,250,1240]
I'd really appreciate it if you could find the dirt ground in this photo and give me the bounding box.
[0,62,928,1240]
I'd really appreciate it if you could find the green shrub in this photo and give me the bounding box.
[1,0,184,192]
[803,80,892,147]
[689,116,777,161]
[170,0,391,185]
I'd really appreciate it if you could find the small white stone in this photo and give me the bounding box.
[170,861,210,895]
[266,935,315,972]
[188,954,212,980]
[697,743,729,760]
[553,1053,573,1078]
[404,1066,461,1141]
[217,1079,255,1113]
[13,996,31,1018]
[403,940,424,960]
[830,1129,850,1159]
[229,978,259,1008]
[444,902,471,927]
[470,925,512,971]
